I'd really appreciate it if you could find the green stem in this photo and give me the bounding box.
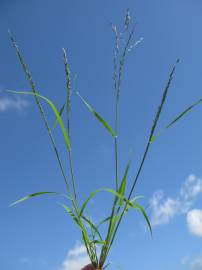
[99,26,135,268]
[9,33,73,197]
[68,150,77,201]
[63,49,77,202]
[102,60,180,262]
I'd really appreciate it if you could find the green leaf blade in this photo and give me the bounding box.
[52,102,66,129]
[8,91,71,151]
[151,99,202,143]
[166,99,202,129]
[10,191,58,207]
[77,92,117,138]
[118,159,132,206]
[133,203,152,236]
[82,215,103,241]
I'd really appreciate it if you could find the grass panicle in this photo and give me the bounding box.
[63,48,77,202]
[9,32,72,197]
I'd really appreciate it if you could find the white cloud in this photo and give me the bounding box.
[181,256,190,265]
[190,256,202,269]
[67,245,87,257]
[20,257,31,265]
[187,209,202,237]
[0,97,29,112]
[20,257,48,267]
[150,175,202,226]
[181,255,202,269]
[150,192,181,226]
[180,174,202,201]
[60,243,90,270]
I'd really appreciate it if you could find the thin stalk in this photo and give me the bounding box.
[9,33,73,197]
[10,40,82,260]
[99,26,135,267]
[113,26,120,192]
[114,26,135,190]
[82,231,95,265]
[114,133,118,191]
[99,36,120,267]
[63,48,71,135]
[128,59,179,199]
[63,48,77,201]
[71,201,97,265]
[68,151,77,201]
[63,49,97,266]
[87,212,99,266]
[102,60,180,262]
[116,27,135,102]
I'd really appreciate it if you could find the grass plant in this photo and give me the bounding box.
[8,11,202,270]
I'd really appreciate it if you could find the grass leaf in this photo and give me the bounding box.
[97,216,111,228]
[77,92,117,138]
[61,203,95,263]
[10,191,58,207]
[8,91,71,151]
[118,159,131,206]
[52,102,66,129]
[61,203,79,223]
[9,34,72,194]
[79,187,135,218]
[133,203,152,235]
[79,189,102,218]
[90,240,106,245]
[166,99,202,128]
[150,99,202,143]
[82,215,103,241]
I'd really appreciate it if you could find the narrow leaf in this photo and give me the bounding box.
[79,189,102,218]
[133,203,152,235]
[61,204,93,253]
[77,92,117,138]
[8,91,71,151]
[79,188,134,218]
[118,159,132,206]
[130,195,144,202]
[124,195,144,212]
[166,99,202,128]
[108,215,120,240]
[90,240,106,245]
[97,216,111,228]
[150,99,202,143]
[103,188,134,207]
[61,203,79,223]
[52,102,66,129]
[9,35,71,194]
[148,59,180,144]
[82,215,103,241]
[10,191,58,207]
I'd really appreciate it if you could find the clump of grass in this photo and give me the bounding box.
[8,10,202,270]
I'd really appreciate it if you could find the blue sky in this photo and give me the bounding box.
[1,0,202,269]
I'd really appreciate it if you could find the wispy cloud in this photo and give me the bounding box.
[190,256,202,269]
[20,257,48,267]
[181,255,202,269]
[150,174,202,226]
[60,242,90,270]
[149,191,181,226]
[187,209,202,237]
[20,257,31,265]
[0,96,29,112]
